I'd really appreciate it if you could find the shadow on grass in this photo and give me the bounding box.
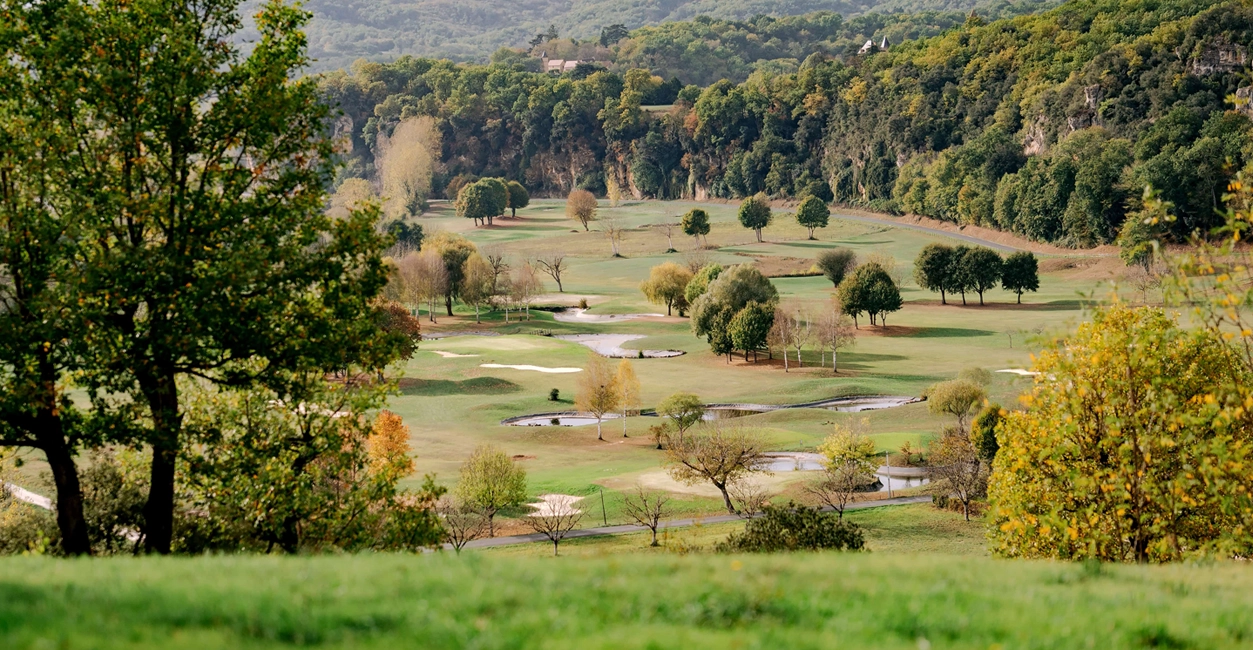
[901,327,996,338]
[398,376,523,396]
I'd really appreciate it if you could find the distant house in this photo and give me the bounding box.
[540,57,612,74]
[858,36,890,54]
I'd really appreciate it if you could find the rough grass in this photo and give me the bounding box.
[3,551,1251,649]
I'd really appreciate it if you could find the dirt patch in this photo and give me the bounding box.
[511,455,537,461]
[852,325,924,337]
[736,253,823,278]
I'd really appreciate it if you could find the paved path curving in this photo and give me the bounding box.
[460,495,931,549]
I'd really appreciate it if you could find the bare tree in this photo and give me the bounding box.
[481,245,510,293]
[534,252,569,293]
[681,248,712,274]
[665,421,770,514]
[786,305,810,368]
[1126,263,1162,305]
[816,300,857,373]
[804,463,865,519]
[768,308,797,371]
[395,249,448,323]
[600,212,626,257]
[437,496,488,553]
[805,421,877,518]
[653,221,679,252]
[729,478,770,519]
[621,485,671,546]
[524,495,586,556]
[926,428,988,521]
[510,262,545,320]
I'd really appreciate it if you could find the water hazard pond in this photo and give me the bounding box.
[762,453,930,493]
[502,395,920,427]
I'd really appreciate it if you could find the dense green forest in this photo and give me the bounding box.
[281,0,1044,73]
[323,0,1253,247]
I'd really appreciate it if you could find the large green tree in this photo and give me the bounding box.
[1001,251,1039,303]
[28,0,401,554]
[913,244,955,305]
[0,23,96,554]
[795,195,830,239]
[737,194,772,242]
[959,247,1003,306]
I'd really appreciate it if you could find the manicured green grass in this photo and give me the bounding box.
[482,503,988,558]
[3,552,1251,649]
[375,198,1123,523]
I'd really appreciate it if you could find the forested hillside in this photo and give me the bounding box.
[287,0,1038,72]
[322,0,1253,247]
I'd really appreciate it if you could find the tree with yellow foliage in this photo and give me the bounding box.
[988,305,1253,562]
[615,360,641,438]
[368,411,414,477]
[576,353,620,441]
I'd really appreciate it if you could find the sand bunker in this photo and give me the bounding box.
[997,368,1040,376]
[527,494,583,516]
[480,363,582,374]
[505,412,621,427]
[552,308,665,323]
[555,333,684,358]
[431,350,479,358]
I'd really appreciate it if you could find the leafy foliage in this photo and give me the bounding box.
[815,248,857,287]
[988,306,1253,561]
[718,502,866,552]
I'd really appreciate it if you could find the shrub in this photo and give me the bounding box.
[717,502,865,552]
[549,388,560,401]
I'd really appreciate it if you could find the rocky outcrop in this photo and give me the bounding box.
[1189,38,1248,76]
[1236,86,1253,118]
[1023,114,1048,156]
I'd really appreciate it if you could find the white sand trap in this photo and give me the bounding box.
[997,368,1040,376]
[431,350,479,358]
[555,333,684,358]
[527,494,583,516]
[552,308,665,323]
[480,363,582,374]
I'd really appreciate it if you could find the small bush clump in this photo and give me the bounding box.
[717,502,865,553]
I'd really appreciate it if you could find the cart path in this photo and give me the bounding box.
[461,495,932,549]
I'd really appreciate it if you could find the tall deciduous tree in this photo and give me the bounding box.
[665,422,769,514]
[615,360,641,438]
[816,248,857,287]
[795,195,830,239]
[681,208,711,247]
[576,354,620,441]
[988,306,1253,561]
[914,243,956,305]
[534,251,569,293]
[729,301,774,362]
[377,116,440,220]
[505,181,529,217]
[33,0,401,554]
[737,194,772,242]
[656,392,705,442]
[424,232,478,316]
[640,262,693,316]
[925,379,987,432]
[806,423,877,518]
[960,247,1003,305]
[454,444,528,537]
[567,189,598,231]
[459,254,496,323]
[0,35,95,554]
[1001,251,1039,303]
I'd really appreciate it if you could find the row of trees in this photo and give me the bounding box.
[914,244,1039,305]
[456,178,530,226]
[321,0,1253,247]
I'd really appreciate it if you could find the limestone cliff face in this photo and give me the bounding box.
[1188,37,1248,76]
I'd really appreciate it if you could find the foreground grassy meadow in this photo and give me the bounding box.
[4,552,1250,649]
[383,198,1127,526]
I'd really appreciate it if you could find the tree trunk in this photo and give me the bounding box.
[978,290,984,306]
[755,228,762,243]
[474,304,480,323]
[597,417,603,441]
[1017,291,1022,304]
[717,483,737,514]
[833,349,838,373]
[623,409,628,437]
[940,289,947,305]
[650,528,658,546]
[795,347,801,367]
[783,349,789,372]
[960,291,967,306]
[445,293,454,317]
[140,371,181,554]
[40,432,92,556]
